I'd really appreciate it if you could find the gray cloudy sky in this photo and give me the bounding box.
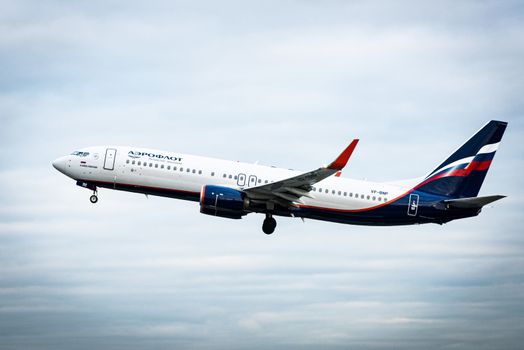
[1,1,524,349]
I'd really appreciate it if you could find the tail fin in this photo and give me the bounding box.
[416,120,507,198]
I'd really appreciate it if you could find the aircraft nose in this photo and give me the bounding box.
[52,156,68,174]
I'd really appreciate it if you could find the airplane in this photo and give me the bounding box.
[52,120,507,234]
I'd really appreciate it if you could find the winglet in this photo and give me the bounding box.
[327,139,359,170]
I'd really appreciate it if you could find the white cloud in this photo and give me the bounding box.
[1,1,523,349]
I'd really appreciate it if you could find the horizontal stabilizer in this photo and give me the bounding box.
[443,195,505,209]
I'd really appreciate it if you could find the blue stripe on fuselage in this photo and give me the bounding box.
[289,190,479,226]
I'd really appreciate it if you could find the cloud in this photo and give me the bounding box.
[1,1,524,349]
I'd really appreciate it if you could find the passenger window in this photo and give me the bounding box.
[155,164,158,168]
[258,179,261,183]
[187,168,190,172]
[234,175,238,180]
[180,167,184,171]
[223,174,226,178]
[149,163,153,167]
[372,196,376,201]
[138,161,141,166]
[325,189,329,193]
[132,160,136,165]
[384,198,388,202]
[199,170,202,175]
[318,188,322,192]
[173,166,177,171]
[161,164,164,169]
[167,166,171,170]
[265,180,268,184]
[378,197,381,201]
[192,169,195,173]
[366,195,370,200]
[338,191,341,195]
[350,193,353,197]
[361,194,364,199]
[126,159,130,164]
[228,175,232,179]
[211,172,215,176]
[343,192,347,196]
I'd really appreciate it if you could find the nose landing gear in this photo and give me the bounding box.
[76,181,98,204]
[262,214,277,235]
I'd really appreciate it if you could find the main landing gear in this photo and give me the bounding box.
[262,213,277,235]
[89,189,98,204]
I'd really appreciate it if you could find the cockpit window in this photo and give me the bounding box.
[71,151,90,157]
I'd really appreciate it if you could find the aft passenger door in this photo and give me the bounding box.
[103,148,117,170]
[407,194,419,216]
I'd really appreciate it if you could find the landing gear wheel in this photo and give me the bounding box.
[89,194,98,204]
[262,216,277,235]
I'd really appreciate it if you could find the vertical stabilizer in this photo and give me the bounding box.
[416,120,507,198]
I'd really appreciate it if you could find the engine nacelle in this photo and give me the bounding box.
[199,185,249,219]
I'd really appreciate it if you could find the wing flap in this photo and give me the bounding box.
[283,187,315,199]
[273,192,304,204]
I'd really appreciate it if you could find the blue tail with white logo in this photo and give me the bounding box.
[415,120,507,199]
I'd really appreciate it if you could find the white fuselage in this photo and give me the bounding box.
[53,146,406,212]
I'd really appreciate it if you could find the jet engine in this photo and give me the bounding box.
[199,185,249,219]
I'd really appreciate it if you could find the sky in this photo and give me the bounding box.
[1,0,524,349]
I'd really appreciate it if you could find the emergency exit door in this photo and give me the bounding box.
[407,193,419,216]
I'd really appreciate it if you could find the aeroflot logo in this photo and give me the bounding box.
[128,151,182,162]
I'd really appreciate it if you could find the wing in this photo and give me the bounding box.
[244,139,359,208]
